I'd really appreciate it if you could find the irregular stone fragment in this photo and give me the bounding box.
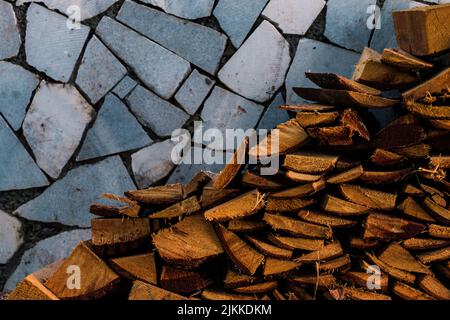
[96,17,190,99]
[218,21,291,103]
[126,86,189,137]
[131,140,177,188]
[175,70,215,115]
[142,0,215,20]
[324,0,374,52]
[76,36,127,104]
[0,62,39,131]
[0,210,23,264]
[112,76,137,99]
[15,156,135,227]
[116,0,227,74]
[4,230,90,292]
[262,0,325,35]
[0,117,49,191]
[257,93,290,131]
[77,94,152,161]
[214,0,268,48]
[23,81,95,179]
[285,39,359,105]
[25,4,90,82]
[0,0,21,60]
[17,0,119,20]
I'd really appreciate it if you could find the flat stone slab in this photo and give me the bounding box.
[195,86,264,149]
[142,0,215,20]
[16,0,119,20]
[218,21,291,103]
[175,70,215,115]
[132,139,177,188]
[0,0,21,60]
[23,81,96,179]
[15,156,136,227]
[117,0,227,75]
[262,0,325,35]
[4,229,91,292]
[370,0,426,52]
[214,0,268,48]
[77,94,152,161]
[285,39,360,105]
[76,36,127,104]
[0,210,23,264]
[0,62,39,131]
[0,116,49,192]
[25,3,90,82]
[257,93,289,131]
[112,76,137,99]
[96,17,190,99]
[126,85,190,138]
[324,0,374,52]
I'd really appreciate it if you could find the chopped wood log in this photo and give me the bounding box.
[397,196,436,223]
[349,237,380,250]
[241,171,283,189]
[428,224,450,239]
[7,275,59,300]
[333,287,391,300]
[270,180,325,199]
[149,196,201,219]
[416,246,450,264]
[381,48,434,70]
[228,219,266,233]
[370,149,406,167]
[339,184,397,211]
[296,111,340,128]
[223,269,260,289]
[126,184,184,205]
[284,152,339,174]
[45,242,120,299]
[289,274,337,289]
[280,104,336,112]
[364,213,426,240]
[404,100,450,120]
[160,266,211,293]
[233,281,278,294]
[392,143,432,158]
[266,234,324,251]
[359,168,411,184]
[215,224,264,275]
[201,289,256,300]
[298,210,356,228]
[200,187,241,208]
[110,253,157,285]
[417,274,450,300]
[402,237,450,250]
[340,271,389,292]
[265,197,316,212]
[375,114,426,149]
[393,4,450,56]
[129,280,187,300]
[402,184,425,196]
[367,253,416,285]
[246,236,293,259]
[378,243,430,274]
[205,190,265,222]
[285,171,323,183]
[307,126,353,146]
[183,171,214,197]
[341,108,370,141]
[422,197,450,225]
[305,72,381,95]
[93,193,141,218]
[391,281,435,300]
[263,257,300,277]
[320,194,369,216]
[152,215,224,268]
[293,87,399,109]
[295,242,343,263]
[429,155,450,170]
[263,213,332,239]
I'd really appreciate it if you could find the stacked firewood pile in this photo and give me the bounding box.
[7,4,450,300]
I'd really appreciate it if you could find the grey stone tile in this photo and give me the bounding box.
[16,0,119,20]
[112,76,137,99]
[25,4,90,82]
[15,156,136,227]
[324,0,375,52]
[23,81,96,179]
[0,116,49,192]
[77,94,152,161]
[218,21,291,103]
[0,210,23,264]
[96,17,191,99]
[257,93,290,131]
[75,36,127,104]
[116,0,227,75]
[285,39,360,105]
[213,0,268,48]
[131,139,177,188]
[4,229,91,292]
[370,0,426,52]
[262,0,325,35]
[126,85,190,138]
[175,70,215,115]
[0,62,39,131]
[0,0,21,60]
[142,0,215,20]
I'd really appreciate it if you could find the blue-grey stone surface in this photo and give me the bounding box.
[77,94,152,161]
[25,3,90,82]
[0,116,49,192]
[4,229,91,292]
[113,76,137,99]
[324,0,375,52]
[0,210,23,264]
[117,0,227,75]
[214,0,268,48]
[14,156,136,227]
[96,16,191,99]
[0,0,21,60]
[0,62,39,131]
[126,85,190,137]
[175,70,215,115]
[76,36,127,104]
[257,93,289,131]
[286,39,360,105]
[142,0,215,20]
